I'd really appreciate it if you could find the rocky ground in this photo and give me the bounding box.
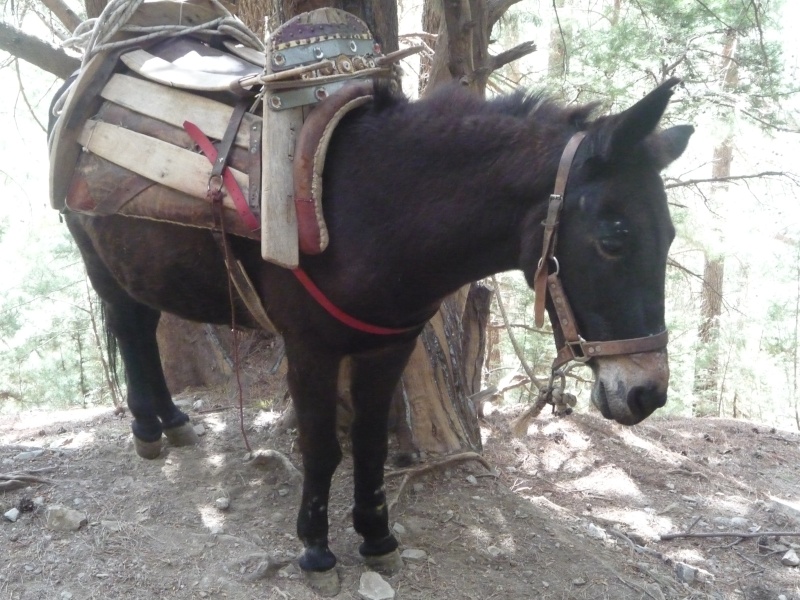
[1,392,799,600]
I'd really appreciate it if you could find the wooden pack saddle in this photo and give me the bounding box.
[49,4,396,268]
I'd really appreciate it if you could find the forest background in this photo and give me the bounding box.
[1,0,799,431]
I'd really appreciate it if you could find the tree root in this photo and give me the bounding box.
[249,449,302,482]
[387,451,494,513]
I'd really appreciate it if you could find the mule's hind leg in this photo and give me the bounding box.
[104,301,197,457]
[66,217,196,458]
[350,340,417,573]
[286,342,343,596]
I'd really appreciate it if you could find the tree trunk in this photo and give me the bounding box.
[156,315,234,394]
[397,287,490,453]
[548,0,568,80]
[693,29,737,417]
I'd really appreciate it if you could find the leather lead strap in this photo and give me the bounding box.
[213,100,248,180]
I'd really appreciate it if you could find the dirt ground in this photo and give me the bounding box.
[2,390,799,600]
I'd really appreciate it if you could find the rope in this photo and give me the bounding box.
[52,0,265,117]
[61,0,264,68]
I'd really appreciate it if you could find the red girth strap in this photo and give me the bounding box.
[291,268,418,336]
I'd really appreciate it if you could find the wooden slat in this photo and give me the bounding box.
[50,51,118,209]
[78,120,247,211]
[101,74,257,149]
[261,109,300,267]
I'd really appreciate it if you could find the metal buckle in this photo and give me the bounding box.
[565,337,590,362]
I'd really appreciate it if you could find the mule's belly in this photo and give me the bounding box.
[67,213,262,328]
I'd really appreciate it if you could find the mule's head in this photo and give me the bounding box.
[523,79,693,425]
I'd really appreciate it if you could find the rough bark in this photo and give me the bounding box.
[423,0,531,94]
[398,290,484,452]
[156,315,234,394]
[0,21,80,79]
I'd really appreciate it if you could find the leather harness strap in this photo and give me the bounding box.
[533,131,669,371]
[533,131,586,328]
[184,112,277,333]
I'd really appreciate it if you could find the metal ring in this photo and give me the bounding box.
[207,174,223,194]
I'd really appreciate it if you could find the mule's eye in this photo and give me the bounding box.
[597,220,629,258]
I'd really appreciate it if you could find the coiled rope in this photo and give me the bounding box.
[62,0,264,67]
[53,0,264,115]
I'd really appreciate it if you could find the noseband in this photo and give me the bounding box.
[532,132,669,371]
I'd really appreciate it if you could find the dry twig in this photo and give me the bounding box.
[387,452,493,513]
[661,530,800,541]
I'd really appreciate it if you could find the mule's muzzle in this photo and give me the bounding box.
[591,351,669,425]
[592,381,666,425]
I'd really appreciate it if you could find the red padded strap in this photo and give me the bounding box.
[183,120,260,231]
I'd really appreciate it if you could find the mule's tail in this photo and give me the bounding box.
[100,303,125,413]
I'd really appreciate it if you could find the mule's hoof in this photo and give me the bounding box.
[164,422,200,447]
[303,567,340,597]
[364,549,404,575]
[133,436,163,460]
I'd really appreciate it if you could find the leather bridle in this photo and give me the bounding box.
[532,132,669,371]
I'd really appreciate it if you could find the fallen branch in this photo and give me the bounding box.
[615,575,662,600]
[387,452,493,513]
[661,530,800,541]
[666,468,710,481]
[0,471,55,491]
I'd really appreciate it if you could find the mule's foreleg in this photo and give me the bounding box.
[350,341,416,572]
[286,346,342,585]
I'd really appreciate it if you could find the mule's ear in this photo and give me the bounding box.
[652,124,694,170]
[603,77,682,160]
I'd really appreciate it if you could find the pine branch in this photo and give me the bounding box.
[488,40,536,72]
[491,276,547,391]
[664,171,800,189]
[38,0,82,33]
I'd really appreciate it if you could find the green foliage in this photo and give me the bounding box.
[0,221,110,412]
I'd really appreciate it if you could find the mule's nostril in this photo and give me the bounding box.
[627,384,667,419]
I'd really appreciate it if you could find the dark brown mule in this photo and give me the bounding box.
[56,77,691,593]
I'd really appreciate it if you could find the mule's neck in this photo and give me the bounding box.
[308,89,574,326]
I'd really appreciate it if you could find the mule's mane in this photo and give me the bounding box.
[366,83,671,172]
[371,82,596,133]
